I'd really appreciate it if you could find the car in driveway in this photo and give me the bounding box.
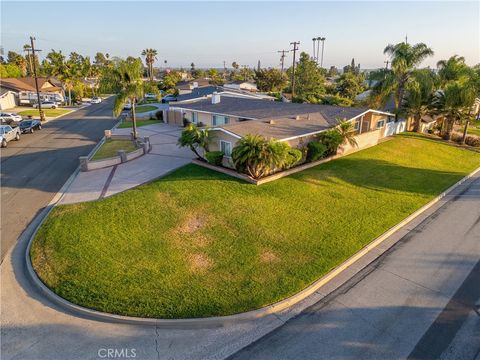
[0,112,23,125]
[33,101,58,109]
[90,97,102,104]
[0,125,21,147]
[161,95,177,103]
[19,119,42,134]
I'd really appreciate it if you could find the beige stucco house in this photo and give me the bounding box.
[168,94,400,167]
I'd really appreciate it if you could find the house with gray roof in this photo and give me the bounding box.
[167,93,399,167]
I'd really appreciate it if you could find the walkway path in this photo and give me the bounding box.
[60,123,193,204]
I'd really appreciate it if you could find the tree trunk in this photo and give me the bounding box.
[442,118,453,140]
[131,97,138,140]
[68,87,72,106]
[413,114,421,133]
[461,118,469,144]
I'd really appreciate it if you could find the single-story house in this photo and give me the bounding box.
[176,78,210,95]
[169,85,276,104]
[168,94,400,167]
[0,77,65,106]
[224,81,258,92]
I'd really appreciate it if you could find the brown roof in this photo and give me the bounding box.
[0,77,61,92]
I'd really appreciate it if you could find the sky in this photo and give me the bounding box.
[1,1,479,70]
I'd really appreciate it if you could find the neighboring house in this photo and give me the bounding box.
[224,81,258,92]
[176,78,210,95]
[170,86,276,104]
[168,94,399,167]
[0,77,65,106]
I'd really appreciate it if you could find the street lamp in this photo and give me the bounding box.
[312,38,317,61]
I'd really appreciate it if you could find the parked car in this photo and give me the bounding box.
[19,119,42,134]
[90,97,102,104]
[33,101,57,109]
[123,102,132,111]
[144,93,157,99]
[0,125,21,147]
[161,95,177,103]
[0,112,23,125]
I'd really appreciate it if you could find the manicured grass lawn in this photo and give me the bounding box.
[18,109,71,118]
[31,134,480,319]
[91,139,137,160]
[135,105,158,113]
[468,125,480,137]
[117,119,162,129]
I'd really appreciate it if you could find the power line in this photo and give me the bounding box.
[290,41,300,97]
[277,49,289,73]
[30,36,45,122]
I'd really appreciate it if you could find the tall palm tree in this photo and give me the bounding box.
[141,49,158,82]
[436,55,469,87]
[370,42,434,116]
[403,69,436,132]
[100,57,144,139]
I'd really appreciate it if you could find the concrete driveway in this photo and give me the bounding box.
[60,122,193,204]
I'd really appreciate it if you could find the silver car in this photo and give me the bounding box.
[0,125,21,147]
[0,112,22,124]
[33,101,57,109]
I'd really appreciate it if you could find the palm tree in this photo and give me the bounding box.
[177,124,211,160]
[141,49,158,82]
[337,120,358,147]
[437,55,469,87]
[431,79,476,140]
[100,57,144,139]
[370,42,434,116]
[231,135,289,179]
[403,69,436,132]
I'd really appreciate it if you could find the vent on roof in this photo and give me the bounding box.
[211,92,221,104]
[267,119,276,125]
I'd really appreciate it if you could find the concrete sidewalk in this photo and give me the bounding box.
[60,122,193,204]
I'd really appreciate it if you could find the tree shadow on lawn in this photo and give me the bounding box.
[285,158,471,197]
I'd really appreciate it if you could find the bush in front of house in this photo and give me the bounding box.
[177,124,211,161]
[465,135,480,147]
[306,142,328,162]
[319,128,344,155]
[205,151,224,165]
[155,111,163,121]
[286,148,303,168]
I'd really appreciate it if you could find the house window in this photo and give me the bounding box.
[213,115,229,126]
[376,120,385,129]
[192,112,198,124]
[353,120,360,131]
[220,140,232,157]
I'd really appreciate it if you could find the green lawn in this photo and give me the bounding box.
[117,119,162,129]
[468,126,480,137]
[18,109,71,118]
[31,134,480,319]
[135,105,158,113]
[91,139,137,160]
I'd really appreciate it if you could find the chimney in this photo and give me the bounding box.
[212,92,221,104]
[295,115,301,120]
[192,82,198,89]
[268,119,275,125]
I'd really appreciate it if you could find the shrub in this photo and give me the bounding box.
[450,132,463,144]
[306,142,328,162]
[155,111,163,121]
[465,135,480,147]
[285,148,303,168]
[205,151,224,165]
[319,129,343,155]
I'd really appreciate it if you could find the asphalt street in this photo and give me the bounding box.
[0,98,118,260]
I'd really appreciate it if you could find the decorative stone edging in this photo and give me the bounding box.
[24,164,480,327]
[79,133,152,172]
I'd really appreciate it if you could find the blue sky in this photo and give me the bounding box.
[2,1,478,69]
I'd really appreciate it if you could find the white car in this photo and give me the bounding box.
[0,112,22,124]
[33,101,57,109]
[90,97,102,104]
[0,125,21,147]
[144,93,157,99]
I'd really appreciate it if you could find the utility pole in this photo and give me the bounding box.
[384,60,390,69]
[30,36,45,122]
[223,60,227,80]
[277,50,289,72]
[312,38,317,61]
[24,45,33,75]
[316,37,321,65]
[319,37,326,68]
[257,60,261,71]
[290,41,300,97]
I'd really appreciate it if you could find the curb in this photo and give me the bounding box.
[25,165,480,327]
